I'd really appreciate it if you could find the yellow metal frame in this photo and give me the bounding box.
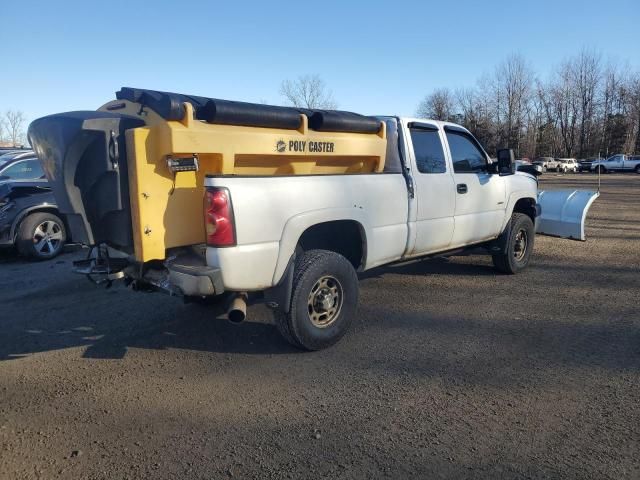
[99,99,388,262]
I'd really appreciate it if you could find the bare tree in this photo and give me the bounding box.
[280,74,337,109]
[628,72,640,154]
[492,54,534,155]
[574,49,602,156]
[3,110,26,146]
[417,88,455,121]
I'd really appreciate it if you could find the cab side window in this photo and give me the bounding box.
[410,128,446,174]
[446,131,487,173]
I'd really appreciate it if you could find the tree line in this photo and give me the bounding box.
[417,50,640,159]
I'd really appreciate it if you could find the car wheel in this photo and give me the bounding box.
[492,213,535,275]
[274,249,358,351]
[635,165,640,174]
[16,212,67,260]
[596,166,606,174]
[543,166,547,173]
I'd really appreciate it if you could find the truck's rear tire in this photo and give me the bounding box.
[492,213,535,274]
[16,212,66,261]
[274,249,358,351]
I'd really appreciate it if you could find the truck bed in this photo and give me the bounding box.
[204,173,409,290]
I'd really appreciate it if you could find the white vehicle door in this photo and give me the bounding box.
[443,126,506,247]
[405,122,456,255]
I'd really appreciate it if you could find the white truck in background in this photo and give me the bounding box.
[28,89,599,351]
[591,154,640,173]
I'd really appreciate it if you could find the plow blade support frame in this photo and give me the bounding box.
[536,190,599,241]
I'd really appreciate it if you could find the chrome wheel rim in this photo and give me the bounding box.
[307,275,343,328]
[513,229,528,262]
[33,220,63,256]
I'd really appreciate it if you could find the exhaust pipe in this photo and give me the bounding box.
[227,293,248,323]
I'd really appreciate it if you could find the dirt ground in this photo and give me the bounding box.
[0,173,638,479]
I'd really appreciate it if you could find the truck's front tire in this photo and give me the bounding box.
[274,249,358,351]
[492,213,534,274]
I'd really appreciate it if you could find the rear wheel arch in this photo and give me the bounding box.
[272,211,370,286]
[274,249,359,350]
[297,220,367,270]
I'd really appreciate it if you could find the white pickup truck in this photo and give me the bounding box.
[206,120,545,349]
[28,88,599,350]
[591,154,640,173]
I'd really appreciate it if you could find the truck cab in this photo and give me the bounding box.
[398,118,534,256]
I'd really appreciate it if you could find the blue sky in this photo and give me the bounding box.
[1,0,639,124]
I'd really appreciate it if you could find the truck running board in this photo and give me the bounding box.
[536,190,599,241]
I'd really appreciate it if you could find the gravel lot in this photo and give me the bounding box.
[1,174,638,479]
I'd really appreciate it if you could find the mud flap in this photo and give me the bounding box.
[536,190,599,241]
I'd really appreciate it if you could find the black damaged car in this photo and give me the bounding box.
[0,179,68,260]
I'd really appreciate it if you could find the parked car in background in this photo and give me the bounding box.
[547,158,564,171]
[532,156,554,172]
[0,149,34,163]
[557,158,578,173]
[591,154,640,173]
[578,158,601,172]
[0,179,68,260]
[0,152,44,181]
[515,160,543,175]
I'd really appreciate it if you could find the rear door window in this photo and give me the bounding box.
[410,128,447,174]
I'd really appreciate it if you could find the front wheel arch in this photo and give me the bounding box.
[492,213,535,274]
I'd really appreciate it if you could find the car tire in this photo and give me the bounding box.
[492,213,535,275]
[596,166,606,174]
[635,165,640,174]
[16,212,66,260]
[274,249,358,351]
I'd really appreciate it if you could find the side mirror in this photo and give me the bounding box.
[496,149,515,175]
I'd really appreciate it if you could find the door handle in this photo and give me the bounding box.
[457,183,468,194]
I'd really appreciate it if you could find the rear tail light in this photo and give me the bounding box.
[204,187,236,247]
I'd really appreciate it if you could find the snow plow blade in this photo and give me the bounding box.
[536,190,599,241]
